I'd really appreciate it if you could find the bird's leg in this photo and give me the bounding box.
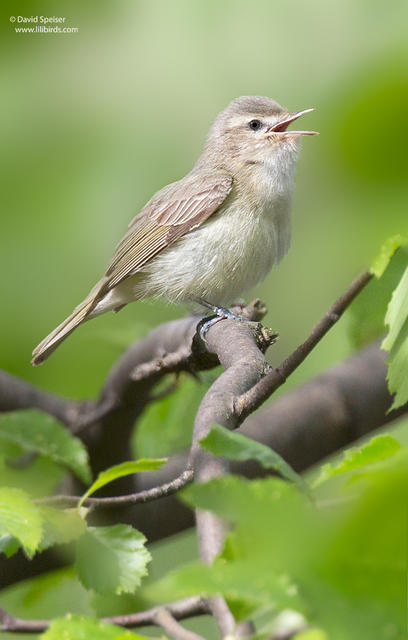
[195,298,251,341]
[197,298,250,321]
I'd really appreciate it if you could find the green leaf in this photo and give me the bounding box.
[370,234,408,278]
[313,434,401,487]
[382,267,408,352]
[347,247,408,349]
[0,410,91,484]
[382,266,408,409]
[38,507,87,551]
[152,458,408,639]
[0,566,94,617]
[148,557,303,617]
[79,459,166,507]
[0,505,87,559]
[75,525,151,595]
[0,487,42,558]
[0,454,66,499]
[40,614,149,639]
[149,476,307,612]
[200,424,310,496]
[385,322,408,411]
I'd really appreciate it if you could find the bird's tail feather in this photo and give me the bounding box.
[31,293,100,366]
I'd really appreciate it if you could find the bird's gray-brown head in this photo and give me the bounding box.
[200,95,317,172]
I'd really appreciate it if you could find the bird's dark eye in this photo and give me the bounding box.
[248,119,262,131]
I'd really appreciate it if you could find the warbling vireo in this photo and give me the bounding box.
[32,95,317,365]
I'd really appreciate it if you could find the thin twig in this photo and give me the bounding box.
[130,345,193,381]
[153,608,206,640]
[235,270,373,422]
[36,468,194,509]
[272,624,309,639]
[0,597,209,634]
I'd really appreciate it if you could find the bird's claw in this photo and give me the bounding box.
[197,307,252,342]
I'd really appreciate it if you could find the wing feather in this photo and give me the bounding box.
[104,173,233,290]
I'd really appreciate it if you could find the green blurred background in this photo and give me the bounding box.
[1,0,407,398]
[1,2,408,638]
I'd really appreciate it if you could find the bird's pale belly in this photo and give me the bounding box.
[94,203,290,314]
[136,202,291,306]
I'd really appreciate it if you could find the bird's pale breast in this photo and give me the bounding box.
[135,192,291,306]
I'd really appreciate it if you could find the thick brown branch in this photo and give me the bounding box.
[0,371,79,426]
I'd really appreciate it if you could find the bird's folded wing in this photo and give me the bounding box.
[104,172,233,289]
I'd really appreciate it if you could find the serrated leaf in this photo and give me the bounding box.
[38,507,87,551]
[40,614,148,639]
[347,247,408,349]
[200,424,310,496]
[0,410,91,484]
[382,267,408,352]
[313,434,401,487]
[79,458,166,507]
[370,234,407,278]
[75,525,151,595]
[382,266,408,410]
[385,321,408,410]
[0,487,42,558]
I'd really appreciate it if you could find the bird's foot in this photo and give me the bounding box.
[196,300,253,342]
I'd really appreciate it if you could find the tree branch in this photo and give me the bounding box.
[0,596,209,633]
[184,270,374,637]
[0,371,79,426]
[37,467,194,509]
[235,270,373,422]
[1,340,400,593]
[187,319,277,636]
[153,608,206,640]
[0,270,402,637]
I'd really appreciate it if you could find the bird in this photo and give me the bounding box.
[32,95,317,365]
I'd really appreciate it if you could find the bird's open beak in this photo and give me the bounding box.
[267,108,318,136]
